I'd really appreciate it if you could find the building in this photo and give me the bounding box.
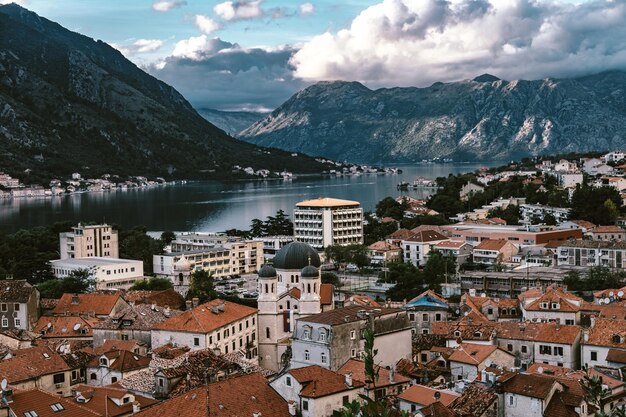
[589,226,626,241]
[252,235,295,260]
[519,204,570,224]
[0,279,40,331]
[432,241,473,266]
[460,182,485,201]
[151,298,258,360]
[134,372,291,417]
[227,240,264,275]
[472,239,518,265]
[557,239,626,268]
[34,315,99,341]
[404,290,450,334]
[86,350,150,386]
[52,293,129,318]
[582,318,626,368]
[519,286,584,324]
[69,385,159,416]
[448,343,515,382]
[6,389,101,417]
[401,230,449,267]
[169,232,238,251]
[458,267,571,298]
[441,223,582,246]
[290,305,412,371]
[270,365,365,417]
[50,257,144,290]
[257,242,334,372]
[338,359,411,400]
[154,248,231,285]
[367,241,402,265]
[60,223,118,259]
[398,385,460,415]
[293,197,363,250]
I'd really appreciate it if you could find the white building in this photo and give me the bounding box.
[581,318,626,368]
[293,197,363,250]
[59,223,118,259]
[50,257,143,290]
[252,235,295,260]
[604,151,626,163]
[519,204,570,224]
[401,230,449,267]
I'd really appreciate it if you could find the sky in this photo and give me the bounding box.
[7,0,626,111]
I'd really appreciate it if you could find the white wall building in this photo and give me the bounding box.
[60,223,118,259]
[401,230,449,267]
[50,257,143,290]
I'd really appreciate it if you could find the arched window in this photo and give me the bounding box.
[266,327,270,339]
[90,373,96,380]
[287,300,291,310]
[178,273,184,283]
[271,283,274,293]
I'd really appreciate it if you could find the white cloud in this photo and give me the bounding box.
[152,0,186,12]
[291,0,626,87]
[195,14,221,34]
[112,39,165,56]
[171,35,233,60]
[214,0,264,21]
[299,2,314,15]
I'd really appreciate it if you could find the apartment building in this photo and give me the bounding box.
[401,230,449,266]
[154,248,232,280]
[293,197,363,250]
[60,223,118,259]
[519,204,570,224]
[442,223,582,246]
[252,235,295,260]
[556,240,626,268]
[50,257,144,290]
[0,279,40,331]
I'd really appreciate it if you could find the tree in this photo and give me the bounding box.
[422,251,456,292]
[581,366,613,417]
[160,231,176,245]
[321,272,341,287]
[249,218,266,237]
[186,270,217,304]
[570,185,622,225]
[37,269,94,299]
[543,213,557,226]
[118,225,166,275]
[131,277,173,291]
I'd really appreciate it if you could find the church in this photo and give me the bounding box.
[257,241,334,372]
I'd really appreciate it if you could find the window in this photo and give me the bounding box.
[14,318,20,327]
[343,395,349,406]
[14,303,19,311]
[591,351,598,361]
[1,318,7,328]
[158,377,165,387]
[217,333,221,341]
[53,373,65,384]
[539,345,552,355]
[422,313,429,322]
[0,304,7,312]
[286,376,291,386]
[350,330,356,340]
[90,373,96,380]
[194,337,200,346]
[303,327,311,339]
[435,313,442,321]
[111,377,118,383]
[487,308,493,315]
[266,327,270,339]
[421,353,428,362]
[422,329,429,334]
[319,329,327,342]
[454,331,461,337]
[508,395,516,407]
[409,313,415,321]
[121,334,129,341]
[302,400,309,411]
[304,350,310,361]
[100,358,108,366]
[555,346,564,356]
[25,411,39,417]
[50,403,65,412]
[351,349,357,357]
[507,344,513,352]
[321,352,327,364]
[521,345,528,354]
[71,370,78,381]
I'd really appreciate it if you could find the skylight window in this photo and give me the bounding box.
[50,403,65,412]
[25,411,40,417]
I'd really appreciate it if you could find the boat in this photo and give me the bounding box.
[397,181,409,190]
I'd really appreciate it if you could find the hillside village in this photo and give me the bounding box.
[4,152,626,416]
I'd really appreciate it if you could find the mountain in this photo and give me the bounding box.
[240,72,626,163]
[0,5,331,182]
[196,108,267,137]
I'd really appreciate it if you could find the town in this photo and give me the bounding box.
[3,151,626,417]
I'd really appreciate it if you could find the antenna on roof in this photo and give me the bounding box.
[73,323,81,331]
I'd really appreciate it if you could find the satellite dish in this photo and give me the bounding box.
[73,323,81,331]
[481,293,486,298]
[610,292,615,297]
[47,322,52,329]
[605,297,611,304]
[455,309,460,315]
[599,299,605,305]
[464,312,469,316]
[485,359,492,367]
[457,382,465,390]
[1,378,7,390]
[619,291,624,298]
[537,366,544,374]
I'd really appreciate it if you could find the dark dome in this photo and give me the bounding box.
[301,265,319,278]
[272,241,321,270]
[258,264,277,278]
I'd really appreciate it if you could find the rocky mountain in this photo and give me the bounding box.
[0,5,330,182]
[196,108,267,138]
[240,72,626,163]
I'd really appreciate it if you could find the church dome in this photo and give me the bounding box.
[272,241,321,270]
[301,265,319,279]
[174,255,192,272]
[258,264,277,279]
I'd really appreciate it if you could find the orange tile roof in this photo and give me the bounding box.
[448,343,503,365]
[431,320,496,341]
[345,295,381,308]
[34,315,99,339]
[496,321,581,344]
[298,305,403,326]
[474,239,511,251]
[290,365,365,398]
[569,220,597,229]
[434,240,468,249]
[89,339,146,355]
[320,283,333,306]
[0,280,36,303]
[53,293,125,316]
[133,372,290,417]
[87,350,150,372]
[122,288,185,309]
[404,230,448,243]
[502,373,558,399]
[152,299,257,334]
[338,359,410,389]
[71,384,159,417]
[0,345,70,383]
[523,286,583,312]
[397,384,459,406]
[296,197,360,207]
[368,241,401,251]
[387,228,415,240]
[584,318,626,347]
[526,363,623,389]
[592,226,625,233]
[9,389,101,417]
[607,349,626,364]
[449,383,497,417]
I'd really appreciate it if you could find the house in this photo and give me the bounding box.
[270,365,365,417]
[556,239,626,268]
[50,257,144,290]
[519,286,584,324]
[519,204,570,224]
[52,292,129,318]
[404,290,450,334]
[460,294,522,322]
[93,303,182,347]
[590,225,626,241]
[338,358,411,400]
[133,372,291,417]
[431,241,473,265]
[70,385,159,416]
[398,384,460,415]
[472,239,518,265]
[582,317,626,368]
[367,241,402,265]
[431,320,497,348]
[122,288,185,310]
[6,389,101,417]
[86,350,150,386]
[151,299,258,360]
[401,230,449,267]
[460,182,485,201]
[34,315,99,341]
[448,343,515,382]
[448,383,498,417]
[342,295,381,308]
[554,159,578,172]
[290,306,412,371]
[0,328,40,349]
[0,279,40,330]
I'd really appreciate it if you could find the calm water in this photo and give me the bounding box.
[0,163,494,233]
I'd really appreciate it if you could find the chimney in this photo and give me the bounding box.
[132,402,141,414]
[389,366,395,383]
[164,306,171,317]
[71,294,79,304]
[192,297,199,308]
[253,412,262,417]
[590,315,596,328]
[288,401,297,416]
[583,329,589,342]
[344,372,353,387]
[185,300,192,310]
[555,318,560,330]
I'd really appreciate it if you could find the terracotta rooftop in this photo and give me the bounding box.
[289,365,365,398]
[527,363,624,390]
[387,228,415,240]
[298,305,403,326]
[584,318,626,347]
[152,299,257,334]
[523,286,583,312]
[544,391,580,417]
[417,401,457,417]
[320,283,333,306]
[404,230,449,243]
[0,345,70,383]
[474,239,512,251]
[410,225,450,236]
[133,372,290,417]
[8,389,101,417]
[94,303,182,331]
[434,240,467,249]
[53,293,126,316]
[368,241,401,251]
[88,350,150,372]
[0,279,36,303]
[71,384,159,417]
[449,343,504,365]
[338,358,410,389]
[344,295,381,308]
[502,373,558,399]
[496,321,581,344]
[90,339,147,355]
[122,288,185,309]
[591,226,625,233]
[296,197,360,207]
[568,220,596,229]
[606,348,626,364]
[34,315,99,339]
[449,383,497,417]
[40,298,59,309]
[431,320,496,342]
[397,384,459,406]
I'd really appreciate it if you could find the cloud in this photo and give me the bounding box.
[195,14,221,34]
[299,2,314,15]
[290,0,626,87]
[148,37,307,110]
[152,0,186,12]
[214,0,264,21]
[112,39,165,56]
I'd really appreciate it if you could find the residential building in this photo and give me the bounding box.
[50,257,144,290]
[168,232,239,251]
[86,350,150,386]
[338,359,411,400]
[582,318,626,368]
[70,385,159,416]
[519,286,584,324]
[404,290,450,334]
[367,241,402,265]
[432,241,473,265]
[398,385,460,415]
[293,197,364,250]
[441,223,582,246]
[6,389,101,417]
[252,235,295,260]
[553,159,578,172]
[557,239,626,268]
[448,343,515,382]
[52,293,129,318]
[290,305,412,371]
[554,171,583,188]
[431,320,498,348]
[472,239,518,265]
[133,372,291,417]
[401,230,449,266]
[60,223,118,259]
[460,294,521,322]
[153,248,232,285]
[458,267,570,298]
[257,242,334,371]
[603,151,626,163]
[226,240,264,275]
[35,315,99,341]
[519,204,570,224]
[270,365,365,417]
[590,225,626,241]
[151,298,258,360]
[0,279,40,331]
[93,303,182,347]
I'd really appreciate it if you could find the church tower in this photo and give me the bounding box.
[299,264,321,315]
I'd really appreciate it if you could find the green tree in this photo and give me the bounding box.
[570,185,622,225]
[131,277,173,291]
[37,269,94,299]
[581,366,612,417]
[160,231,176,245]
[249,218,266,237]
[321,272,341,287]
[118,225,166,275]
[187,269,217,304]
[543,213,557,226]
[423,251,456,292]
[264,210,293,235]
